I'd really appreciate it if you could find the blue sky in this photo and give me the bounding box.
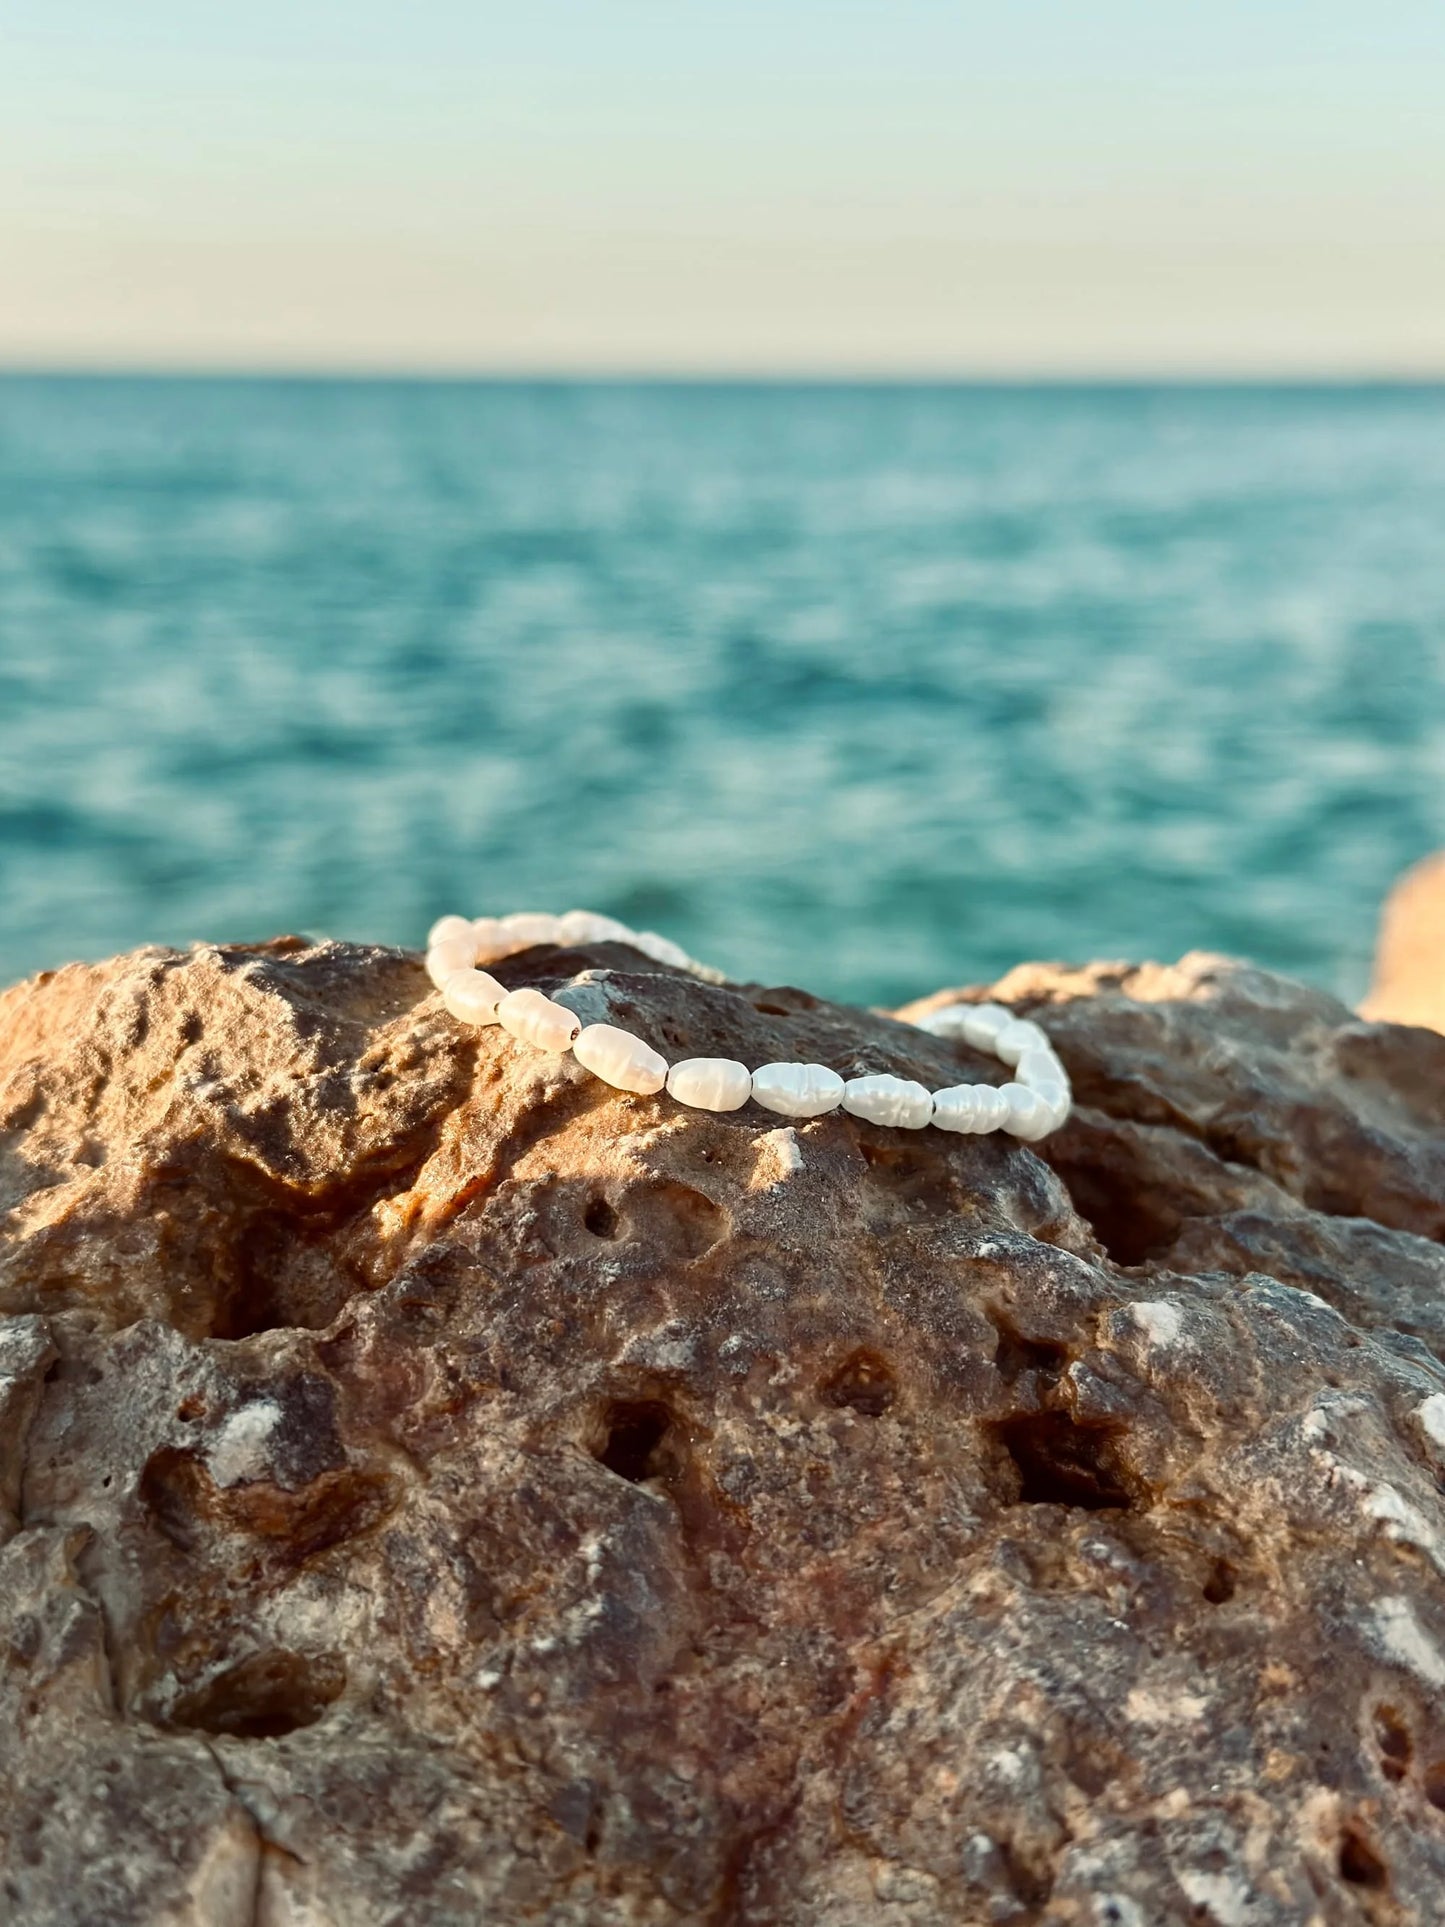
[4,2,1444,372]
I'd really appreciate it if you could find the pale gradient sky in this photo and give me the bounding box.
[3,1,1445,374]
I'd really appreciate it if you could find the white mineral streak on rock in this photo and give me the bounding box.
[1364,1483,1445,1573]
[999,1081,1056,1141]
[1092,1898,1145,1927]
[1130,1300,1183,1348]
[190,1807,263,1927]
[667,1057,752,1111]
[932,1084,1007,1133]
[1371,1596,1445,1685]
[425,933,478,988]
[1176,1870,1253,1927]
[1124,1685,1208,1723]
[572,1023,668,1095]
[496,987,582,1053]
[1413,1392,1445,1461]
[207,1400,283,1486]
[841,1074,934,1129]
[753,1126,805,1184]
[750,1062,844,1119]
[441,968,507,1026]
[426,914,475,950]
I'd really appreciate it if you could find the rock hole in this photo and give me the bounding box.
[584,1196,620,1240]
[990,1309,1069,1386]
[170,1649,346,1739]
[1374,1704,1412,1782]
[1423,1761,1445,1812]
[176,1395,205,1422]
[991,1411,1135,1510]
[595,1400,674,1484]
[823,1350,897,1418]
[1203,1558,1238,1604]
[748,988,818,1016]
[998,1837,1053,1908]
[646,1181,726,1260]
[857,1140,954,1215]
[1337,1826,1388,1889]
[138,1446,209,1552]
[1044,1150,1181,1267]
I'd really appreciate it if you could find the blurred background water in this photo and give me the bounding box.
[1,375,1442,1008]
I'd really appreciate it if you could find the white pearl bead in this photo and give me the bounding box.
[441,968,507,1026]
[427,914,475,949]
[471,917,528,965]
[999,1081,1057,1142]
[1042,1090,1072,1131]
[495,987,582,1054]
[841,1074,934,1130]
[666,1057,752,1111]
[499,912,563,950]
[914,1004,976,1039]
[994,1017,1051,1067]
[426,933,479,988]
[1014,1044,1065,1085]
[573,1023,668,1094]
[1015,1047,1070,1107]
[750,1062,844,1118]
[955,1003,1015,1048]
[630,929,693,970]
[930,1083,992,1133]
[556,909,635,947]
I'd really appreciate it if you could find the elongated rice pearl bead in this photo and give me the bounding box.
[427,914,475,949]
[427,933,479,987]
[496,987,582,1053]
[994,1017,1051,1066]
[750,1062,844,1118]
[666,1057,752,1111]
[557,909,634,947]
[441,967,508,1025]
[471,917,528,965]
[630,929,693,970]
[1015,1049,1069,1107]
[915,1004,976,1039]
[573,1023,668,1094]
[930,1084,985,1133]
[953,1003,1014,1046]
[842,1074,934,1130]
[1014,1045,1065,1086]
[500,911,563,950]
[999,1082,1056,1142]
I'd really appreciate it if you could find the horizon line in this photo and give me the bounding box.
[4,364,1445,390]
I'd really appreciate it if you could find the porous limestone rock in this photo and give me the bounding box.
[2,934,1445,1925]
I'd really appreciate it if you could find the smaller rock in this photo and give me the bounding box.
[1364,850,1445,1031]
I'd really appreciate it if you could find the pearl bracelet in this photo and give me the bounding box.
[423,909,1072,1143]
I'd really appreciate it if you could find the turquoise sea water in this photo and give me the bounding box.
[1,378,1443,1007]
